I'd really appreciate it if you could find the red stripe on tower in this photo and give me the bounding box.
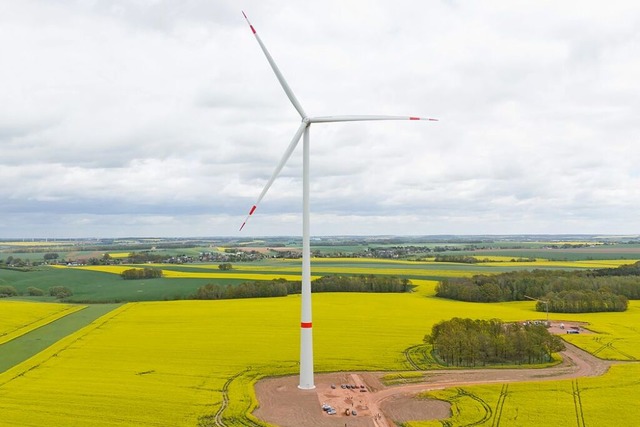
[301,322,312,328]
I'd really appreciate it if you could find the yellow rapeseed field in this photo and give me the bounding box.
[1,292,639,426]
[0,293,533,426]
[414,363,640,426]
[3,259,640,426]
[159,270,306,281]
[0,241,67,247]
[312,257,429,264]
[0,300,299,426]
[57,262,490,280]
[51,264,131,274]
[481,259,640,268]
[0,301,85,345]
[56,258,640,282]
[107,252,131,259]
[560,300,640,360]
[184,262,431,275]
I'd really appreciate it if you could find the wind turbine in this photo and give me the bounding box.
[239,12,437,390]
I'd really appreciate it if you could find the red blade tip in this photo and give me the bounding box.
[242,11,256,34]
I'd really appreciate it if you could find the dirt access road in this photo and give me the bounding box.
[254,340,614,427]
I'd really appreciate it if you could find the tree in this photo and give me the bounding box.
[435,267,640,312]
[5,257,28,267]
[121,268,162,280]
[545,290,627,313]
[27,287,44,296]
[43,253,59,261]
[425,318,565,367]
[0,285,18,297]
[49,286,73,299]
[218,263,233,271]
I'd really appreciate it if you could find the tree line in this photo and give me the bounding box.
[435,262,640,313]
[193,275,413,301]
[309,274,413,293]
[425,318,565,367]
[120,268,163,280]
[433,255,536,264]
[0,285,73,299]
[543,290,627,313]
[193,280,289,300]
[590,261,640,277]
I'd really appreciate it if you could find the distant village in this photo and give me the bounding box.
[0,235,627,268]
[1,244,570,268]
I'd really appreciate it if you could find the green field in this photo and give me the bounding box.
[4,255,637,303]
[445,243,640,261]
[1,251,640,426]
[0,304,120,372]
[0,267,246,302]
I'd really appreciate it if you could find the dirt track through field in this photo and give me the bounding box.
[253,342,618,427]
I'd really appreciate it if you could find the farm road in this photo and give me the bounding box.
[367,341,611,403]
[254,342,618,427]
[0,304,121,373]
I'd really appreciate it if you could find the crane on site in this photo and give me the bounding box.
[524,295,550,326]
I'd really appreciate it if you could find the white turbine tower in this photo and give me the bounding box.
[240,12,437,390]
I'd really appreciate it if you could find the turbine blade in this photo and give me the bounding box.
[242,11,307,119]
[310,115,438,123]
[239,122,308,231]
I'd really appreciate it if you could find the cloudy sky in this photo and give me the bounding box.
[1,1,639,238]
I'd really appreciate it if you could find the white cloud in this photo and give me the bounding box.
[1,0,639,237]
